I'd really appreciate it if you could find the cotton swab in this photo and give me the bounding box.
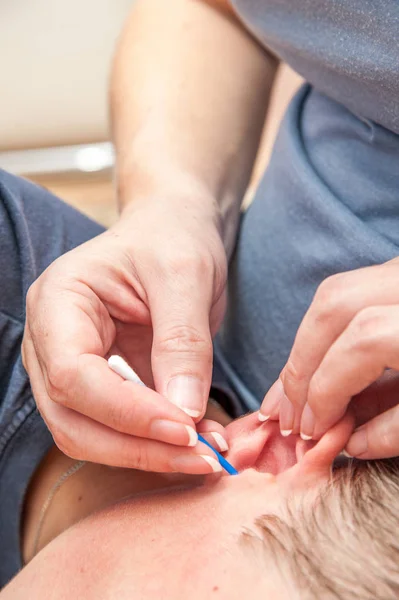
[107,355,238,476]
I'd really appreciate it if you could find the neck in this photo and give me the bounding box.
[22,445,199,563]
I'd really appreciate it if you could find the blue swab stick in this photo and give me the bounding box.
[197,434,238,475]
[108,355,239,476]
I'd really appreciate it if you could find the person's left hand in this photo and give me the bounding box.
[259,258,399,459]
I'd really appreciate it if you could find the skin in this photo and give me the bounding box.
[260,260,399,459]
[3,412,352,599]
[23,0,396,472]
[22,0,277,474]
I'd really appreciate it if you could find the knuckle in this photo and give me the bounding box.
[156,325,212,358]
[167,249,213,281]
[307,374,325,410]
[313,274,347,323]
[130,440,150,472]
[46,359,75,404]
[283,362,308,404]
[351,307,381,334]
[283,364,308,408]
[350,308,383,351]
[284,360,306,386]
[378,426,396,456]
[108,387,140,432]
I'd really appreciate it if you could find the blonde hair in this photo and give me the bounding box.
[255,459,399,599]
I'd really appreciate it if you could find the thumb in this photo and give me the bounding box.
[345,404,399,459]
[149,277,213,420]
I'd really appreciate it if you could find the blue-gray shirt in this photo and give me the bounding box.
[214,0,399,413]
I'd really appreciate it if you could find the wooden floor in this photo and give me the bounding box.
[29,171,118,228]
[27,66,302,228]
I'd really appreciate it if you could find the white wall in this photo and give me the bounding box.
[0,0,134,150]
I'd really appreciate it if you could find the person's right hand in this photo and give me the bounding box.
[22,194,229,473]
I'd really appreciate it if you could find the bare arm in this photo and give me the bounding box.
[111,0,277,256]
[21,1,278,479]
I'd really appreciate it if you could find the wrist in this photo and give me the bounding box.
[118,163,223,232]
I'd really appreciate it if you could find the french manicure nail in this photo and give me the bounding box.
[342,450,353,458]
[281,429,292,437]
[345,428,368,457]
[300,403,316,440]
[150,420,198,447]
[260,379,285,422]
[258,412,270,422]
[208,432,229,452]
[279,392,295,437]
[171,454,222,474]
[167,376,203,418]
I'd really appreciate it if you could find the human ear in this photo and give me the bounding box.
[225,413,299,474]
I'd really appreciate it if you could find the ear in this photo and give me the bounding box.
[285,411,355,487]
[225,413,299,475]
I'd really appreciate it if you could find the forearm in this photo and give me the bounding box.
[110,0,277,256]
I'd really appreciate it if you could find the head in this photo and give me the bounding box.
[4,412,399,600]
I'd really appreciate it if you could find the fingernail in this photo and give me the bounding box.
[279,392,295,437]
[167,376,203,418]
[259,379,284,422]
[149,420,198,447]
[208,432,229,452]
[342,450,353,458]
[258,412,270,422]
[171,454,222,474]
[300,403,315,440]
[345,428,368,457]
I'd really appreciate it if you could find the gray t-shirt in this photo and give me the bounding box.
[214,0,399,412]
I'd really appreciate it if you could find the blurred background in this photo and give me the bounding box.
[0,0,302,227]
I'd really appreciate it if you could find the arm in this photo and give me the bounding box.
[22,1,277,476]
[111,0,277,257]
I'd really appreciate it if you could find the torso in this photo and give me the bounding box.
[232,0,399,133]
[215,1,399,412]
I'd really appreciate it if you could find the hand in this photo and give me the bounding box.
[22,195,228,473]
[259,259,399,459]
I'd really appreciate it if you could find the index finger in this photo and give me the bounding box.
[283,265,399,410]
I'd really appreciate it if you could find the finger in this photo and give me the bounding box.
[345,404,399,459]
[259,379,284,423]
[351,369,399,427]
[43,400,223,474]
[47,353,203,446]
[197,419,229,452]
[26,280,115,371]
[25,332,199,448]
[302,305,399,439]
[24,338,220,472]
[27,283,201,444]
[282,264,399,428]
[149,263,214,420]
[300,410,355,477]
